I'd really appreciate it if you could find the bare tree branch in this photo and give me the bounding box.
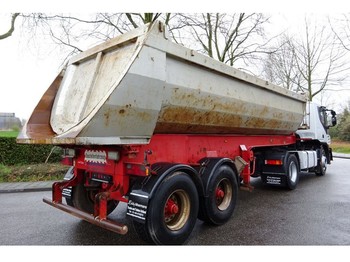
[174,13,270,67]
[329,14,350,52]
[0,13,20,40]
[125,13,139,28]
[263,15,349,101]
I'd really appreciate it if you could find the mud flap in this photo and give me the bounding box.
[126,190,149,224]
[261,174,287,186]
[261,152,288,187]
[62,167,74,200]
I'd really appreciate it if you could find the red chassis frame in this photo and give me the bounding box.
[44,133,296,233]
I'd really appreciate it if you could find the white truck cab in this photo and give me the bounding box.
[297,101,337,144]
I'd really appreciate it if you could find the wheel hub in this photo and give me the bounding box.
[215,179,232,211]
[163,190,190,231]
[165,198,179,216]
[216,188,225,199]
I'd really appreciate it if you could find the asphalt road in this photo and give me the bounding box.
[0,158,349,246]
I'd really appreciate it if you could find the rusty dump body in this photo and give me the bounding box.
[17,22,307,146]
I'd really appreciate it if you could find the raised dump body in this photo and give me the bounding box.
[18,22,307,145]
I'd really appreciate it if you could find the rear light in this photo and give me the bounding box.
[63,148,75,158]
[265,159,283,165]
[125,163,151,176]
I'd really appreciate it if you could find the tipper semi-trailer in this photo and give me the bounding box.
[17,21,337,245]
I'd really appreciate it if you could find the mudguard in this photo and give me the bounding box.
[198,158,239,197]
[261,151,289,187]
[127,163,204,223]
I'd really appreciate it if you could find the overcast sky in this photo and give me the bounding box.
[0,18,62,120]
[1,2,350,121]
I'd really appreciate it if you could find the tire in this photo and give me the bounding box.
[71,183,118,215]
[199,165,238,225]
[315,147,327,176]
[134,172,199,245]
[286,154,300,190]
[132,220,154,244]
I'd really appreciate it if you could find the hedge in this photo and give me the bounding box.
[0,137,62,165]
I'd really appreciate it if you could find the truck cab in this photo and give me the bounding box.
[297,101,337,144]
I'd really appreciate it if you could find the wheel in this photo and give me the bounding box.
[286,154,300,190]
[315,147,327,176]
[71,183,118,215]
[199,165,238,225]
[132,220,154,244]
[134,172,199,245]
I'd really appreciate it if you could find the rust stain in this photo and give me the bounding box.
[155,104,299,135]
[137,111,152,122]
[152,86,303,135]
[103,104,153,130]
[104,108,111,127]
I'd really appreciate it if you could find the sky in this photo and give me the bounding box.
[1,1,350,121]
[0,18,63,121]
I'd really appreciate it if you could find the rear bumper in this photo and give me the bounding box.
[43,197,128,235]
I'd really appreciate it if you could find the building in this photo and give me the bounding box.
[0,113,22,131]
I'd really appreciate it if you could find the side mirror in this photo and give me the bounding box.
[331,110,337,126]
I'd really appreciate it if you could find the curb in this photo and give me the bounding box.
[333,153,350,159]
[0,187,52,194]
[0,182,53,194]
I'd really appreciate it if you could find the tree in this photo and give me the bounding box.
[331,102,350,141]
[294,18,348,100]
[329,14,350,52]
[173,13,270,67]
[267,16,349,101]
[125,13,169,27]
[263,34,299,91]
[19,13,273,70]
[0,13,20,40]
[19,13,175,62]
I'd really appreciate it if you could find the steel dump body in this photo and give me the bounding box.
[18,22,306,145]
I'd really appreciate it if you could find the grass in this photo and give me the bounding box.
[0,129,68,183]
[0,130,19,137]
[331,140,350,154]
[0,164,11,180]
[0,163,69,183]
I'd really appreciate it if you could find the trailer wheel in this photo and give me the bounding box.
[200,165,238,225]
[135,172,198,245]
[286,155,300,190]
[72,183,118,215]
[315,147,327,176]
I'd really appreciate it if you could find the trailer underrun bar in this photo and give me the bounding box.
[43,198,128,235]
